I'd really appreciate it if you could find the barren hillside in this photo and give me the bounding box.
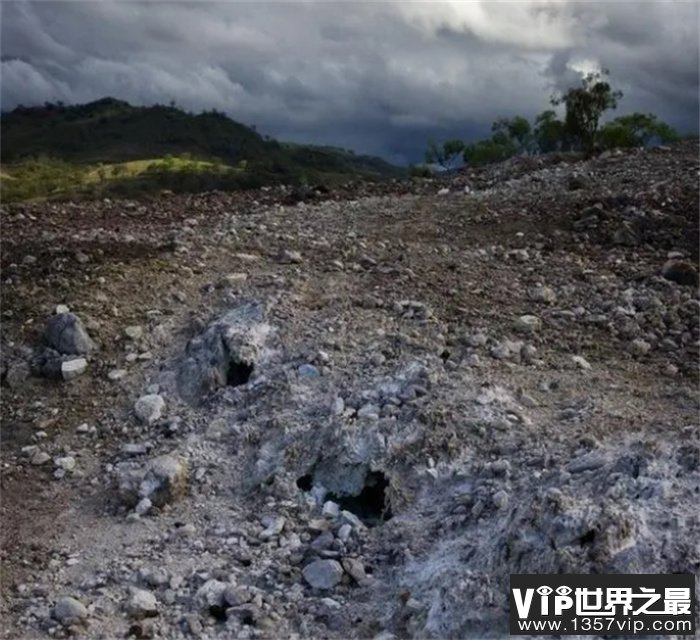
[1,143,698,639]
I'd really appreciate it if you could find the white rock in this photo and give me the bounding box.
[108,369,127,381]
[126,588,158,618]
[55,304,70,314]
[134,394,165,425]
[322,501,340,518]
[572,355,592,370]
[260,516,286,539]
[61,358,88,380]
[124,325,144,340]
[54,456,76,472]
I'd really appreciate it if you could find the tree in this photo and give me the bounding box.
[598,112,680,149]
[492,116,532,152]
[463,136,517,167]
[425,138,465,170]
[534,110,567,152]
[551,69,622,152]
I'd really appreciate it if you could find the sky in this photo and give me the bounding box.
[1,1,698,164]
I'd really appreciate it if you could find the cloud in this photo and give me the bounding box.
[1,0,697,164]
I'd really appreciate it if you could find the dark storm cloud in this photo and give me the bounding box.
[1,1,698,164]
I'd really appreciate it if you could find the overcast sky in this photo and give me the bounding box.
[1,1,698,164]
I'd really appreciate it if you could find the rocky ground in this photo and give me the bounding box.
[1,142,699,639]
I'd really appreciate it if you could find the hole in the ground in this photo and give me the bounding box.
[296,474,313,491]
[327,471,393,527]
[440,349,451,363]
[226,358,253,387]
[209,605,228,622]
[241,613,256,626]
[579,530,596,546]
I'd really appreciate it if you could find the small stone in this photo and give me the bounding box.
[134,394,165,425]
[260,516,286,539]
[341,557,370,585]
[221,273,248,286]
[322,501,340,518]
[135,498,152,516]
[195,579,227,609]
[31,450,51,466]
[53,596,88,626]
[357,403,380,420]
[528,285,556,304]
[337,524,352,542]
[302,559,344,589]
[492,490,509,509]
[567,452,607,474]
[661,260,698,287]
[279,249,303,264]
[125,325,144,341]
[628,339,651,357]
[5,362,30,389]
[126,588,158,618]
[108,369,128,381]
[297,364,320,379]
[55,304,70,314]
[61,358,88,380]
[514,315,542,334]
[571,355,591,370]
[54,456,76,472]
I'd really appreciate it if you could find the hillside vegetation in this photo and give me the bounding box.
[0,97,403,202]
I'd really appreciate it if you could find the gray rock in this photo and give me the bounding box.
[628,339,651,357]
[260,516,286,539]
[116,455,187,508]
[302,559,344,589]
[5,361,30,389]
[341,557,370,585]
[42,313,95,355]
[298,364,320,379]
[514,315,542,334]
[134,394,165,425]
[53,596,88,626]
[528,285,557,304]
[126,588,158,618]
[571,355,591,370]
[195,579,227,609]
[567,452,607,474]
[61,358,88,381]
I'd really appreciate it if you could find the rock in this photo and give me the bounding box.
[567,452,607,473]
[298,364,320,379]
[55,304,70,314]
[5,361,30,389]
[341,557,370,585]
[53,596,88,626]
[279,249,303,264]
[612,224,638,246]
[31,450,51,466]
[661,260,698,287]
[124,325,144,341]
[260,516,286,540]
[514,315,542,334]
[126,588,158,618]
[322,501,340,518]
[61,358,88,380]
[195,579,227,609]
[302,559,344,589]
[42,313,95,355]
[55,456,76,472]
[116,455,187,508]
[571,355,591,370]
[135,498,153,516]
[134,394,165,425]
[528,285,556,304]
[628,339,651,357]
[108,369,128,381]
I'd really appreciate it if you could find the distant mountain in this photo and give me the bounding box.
[0,97,403,201]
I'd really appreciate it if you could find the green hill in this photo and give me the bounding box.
[0,97,403,201]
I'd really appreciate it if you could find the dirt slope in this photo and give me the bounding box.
[1,143,698,639]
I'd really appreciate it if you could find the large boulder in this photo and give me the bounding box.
[42,313,95,355]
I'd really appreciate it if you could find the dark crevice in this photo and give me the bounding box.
[226,358,253,387]
[209,605,228,622]
[327,471,393,527]
[579,530,596,546]
[296,474,313,491]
